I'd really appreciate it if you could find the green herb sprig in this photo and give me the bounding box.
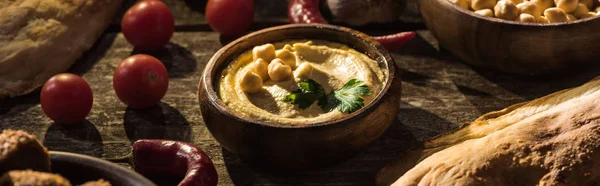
[283,78,373,113]
[282,79,325,109]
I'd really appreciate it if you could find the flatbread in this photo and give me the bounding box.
[0,0,122,98]
[378,77,600,186]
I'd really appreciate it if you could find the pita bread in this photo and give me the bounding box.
[379,77,600,186]
[0,0,121,98]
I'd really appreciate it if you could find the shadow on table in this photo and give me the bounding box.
[373,103,458,186]
[110,0,136,28]
[218,35,241,47]
[145,175,182,186]
[43,120,104,158]
[455,65,600,115]
[123,102,191,143]
[471,63,600,100]
[69,32,118,75]
[454,84,523,115]
[0,89,41,116]
[131,43,198,79]
[394,33,439,57]
[184,0,206,13]
[397,102,457,140]
[222,113,427,185]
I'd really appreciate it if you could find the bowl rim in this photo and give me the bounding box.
[200,24,396,129]
[434,0,600,26]
[49,151,156,186]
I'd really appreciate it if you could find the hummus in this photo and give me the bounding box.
[218,40,387,125]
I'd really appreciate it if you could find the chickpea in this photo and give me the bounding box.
[472,0,496,10]
[451,0,470,9]
[475,9,494,17]
[573,3,590,18]
[293,62,313,80]
[519,13,537,22]
[579,11,597,18]
[283,44,293,51]
[508,0,524,5]
[246,58,270,81]
[580,0,593,9]
[495,1,520,20]
[531,0,554,11]
[275,49,297,69]
[240,71,263,94]
[537,16,550,23]
[567,14,577,21]
[554,0,579,13]
[252,44,276,62]
[544,8,569,23]
[517,2,541,16]
[268,59,292,81]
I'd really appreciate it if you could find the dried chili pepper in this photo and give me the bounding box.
[287,0,415,51]
[109,140,218,186]
[288,0,328,24]
[372,32,416,52]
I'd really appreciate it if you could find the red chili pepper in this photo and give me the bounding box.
[288,0,328,24]
[372,32,416,52]
[109,140,218,186]
[287,0,415,52]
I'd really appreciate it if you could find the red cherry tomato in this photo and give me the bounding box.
[121,0,174,51]
[206,0,254,36]
[113,54,169,109]
[40,73,93,124]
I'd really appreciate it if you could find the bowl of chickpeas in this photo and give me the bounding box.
[420,0,600,74]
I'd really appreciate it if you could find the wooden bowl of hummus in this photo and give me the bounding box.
[198,24,401,170]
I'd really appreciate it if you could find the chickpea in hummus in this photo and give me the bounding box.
[218,40,387,125]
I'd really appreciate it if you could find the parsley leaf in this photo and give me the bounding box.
[285,78,373,113]
[283,79,325,109]
[318,79,373,113]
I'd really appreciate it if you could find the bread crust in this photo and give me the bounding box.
[379,77,600,186]
[0,170,71,186]
[0,0,122,98]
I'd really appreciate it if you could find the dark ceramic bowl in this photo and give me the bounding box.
[198,24,402,170]
[50,151,155,186]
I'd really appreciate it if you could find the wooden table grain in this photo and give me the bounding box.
[1,0,600,185]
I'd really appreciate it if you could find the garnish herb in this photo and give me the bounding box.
[284,78,373,113]
[283,79,325,109]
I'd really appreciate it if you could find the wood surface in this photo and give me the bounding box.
[1,0,600,185]
[420,0,600,74]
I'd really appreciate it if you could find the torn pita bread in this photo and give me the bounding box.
[0,0,121,98]
[378,77,600,186]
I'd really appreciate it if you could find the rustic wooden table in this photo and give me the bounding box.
[2,0,600,185]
